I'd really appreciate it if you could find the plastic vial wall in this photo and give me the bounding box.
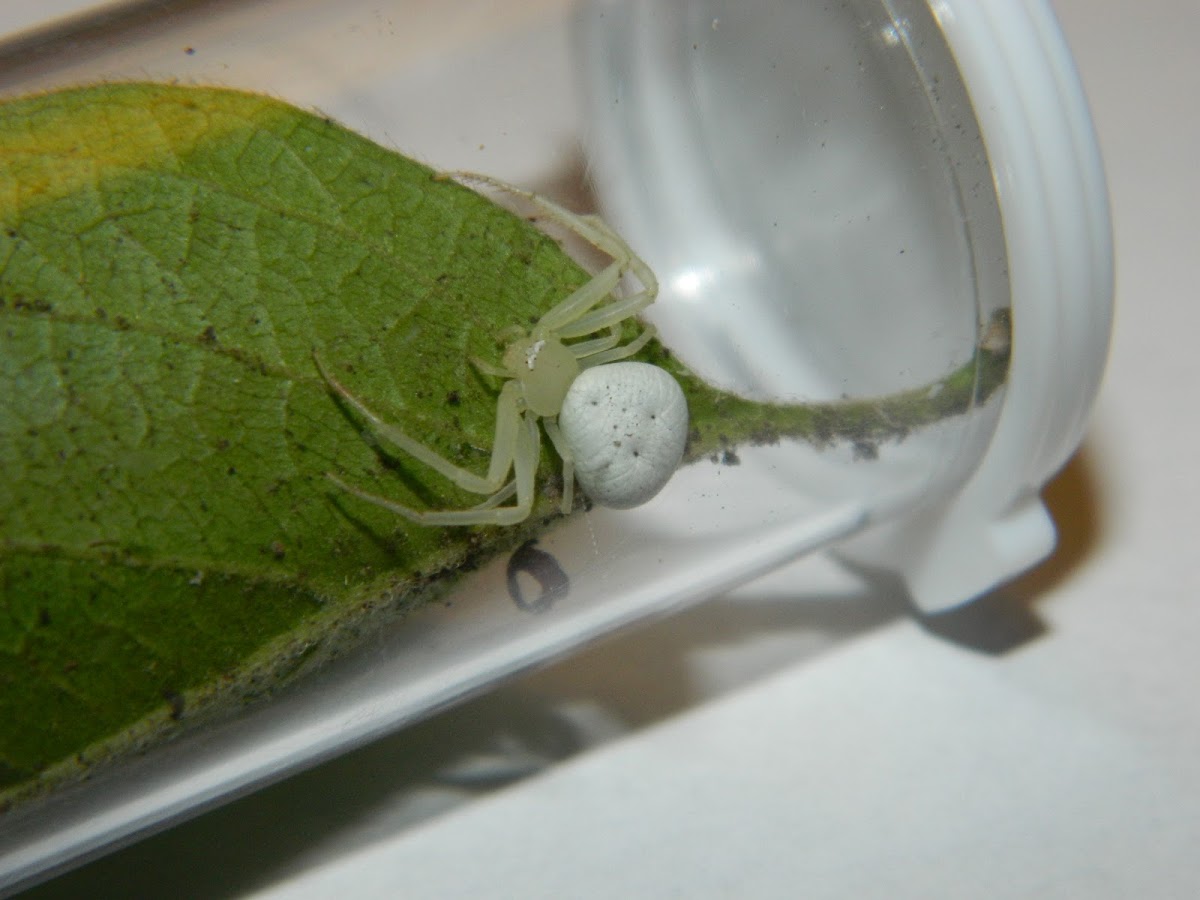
[0,0,1110,891]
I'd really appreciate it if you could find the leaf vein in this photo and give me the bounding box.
[0,537,315,591]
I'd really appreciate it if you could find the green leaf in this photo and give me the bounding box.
[0,83,1007,808]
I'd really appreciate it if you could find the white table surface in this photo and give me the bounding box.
[14,0,1200,897]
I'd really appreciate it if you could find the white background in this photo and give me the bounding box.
[9,0,1200,896]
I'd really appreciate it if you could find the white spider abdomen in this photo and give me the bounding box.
[558,361,688,509]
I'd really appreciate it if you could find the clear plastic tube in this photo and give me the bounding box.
[579,0,1011,522]
[0,0,1109,890]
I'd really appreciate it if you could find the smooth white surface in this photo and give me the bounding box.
[17,0,1200,897]
[262,625,1193,899]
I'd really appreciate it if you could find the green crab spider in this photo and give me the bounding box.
[315,172,687,527]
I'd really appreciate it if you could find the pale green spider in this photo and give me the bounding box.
[314,172,677,527]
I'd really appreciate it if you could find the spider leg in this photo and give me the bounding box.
[440,171,623,261]
[541,417,575,514]
[439,171,658,333]
[325,412,540,527]
[314,350,518,495]
[471,479,518,511]
[555,288,655,339]
[577,323,659,368]
[564,324,622,359]
[574,212,659,305]
[469,355,511,380]
[537,258,628,334]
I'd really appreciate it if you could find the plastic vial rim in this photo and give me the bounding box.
[842,0,1114,610]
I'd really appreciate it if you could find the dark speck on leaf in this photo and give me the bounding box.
[200,325,218,344]
[721,449,740,466]
[446,390,461,406]
[13,296,52,313]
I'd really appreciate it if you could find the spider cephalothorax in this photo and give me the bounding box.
[315,173,688,526]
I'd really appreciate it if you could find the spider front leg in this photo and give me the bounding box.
[440,171,658,337]
[575,323,659,368]
[529,206,658,340]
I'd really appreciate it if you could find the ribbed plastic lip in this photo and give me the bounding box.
[840,0,1114,610]
[940,0,1113,497]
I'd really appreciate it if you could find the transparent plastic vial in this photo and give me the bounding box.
[579,0,1111,609]
[579,0,1012,569]
[0,0,1111,890]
